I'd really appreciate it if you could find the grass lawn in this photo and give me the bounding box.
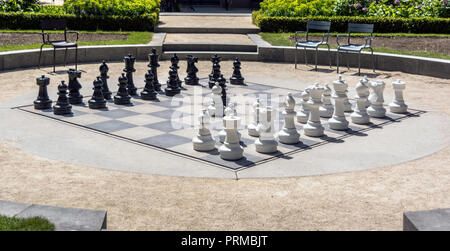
[0,30,153,52]
[0,215,55,231]
[260,32,450,60]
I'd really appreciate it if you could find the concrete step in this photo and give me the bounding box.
[155,26,259,34]
[163,43,257,52]
[162,33,258,52]
[162,51,259,61]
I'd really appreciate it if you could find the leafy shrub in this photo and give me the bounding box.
[260,0,335,17]
[252,10,450,33]
[63,0,160,16]
[0,0,40,12]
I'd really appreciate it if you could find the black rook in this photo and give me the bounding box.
[34,75,52,110]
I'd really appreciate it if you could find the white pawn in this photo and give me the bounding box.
[248,98,261,137]
[278,93,300,144]
[193,109,216,151]
[328,77,349,130]
[208,83,223,118]
[296,89,310,124]
[219,103,240,143]
[303,84,326,137]
[319,84,333,118]
[255,106,278,153]
[350,79,370,125]
[389,80,408,114]
[219,106,243,160]
[367,80,386,118]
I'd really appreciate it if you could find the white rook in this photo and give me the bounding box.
[389,80,408,114]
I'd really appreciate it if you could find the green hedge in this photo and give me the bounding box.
[0,11,158,31]
[252,10,450,34]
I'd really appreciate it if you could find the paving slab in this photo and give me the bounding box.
[404,208,450,231]
[0,200,32,217]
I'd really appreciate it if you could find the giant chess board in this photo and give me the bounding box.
[17,78,423,170]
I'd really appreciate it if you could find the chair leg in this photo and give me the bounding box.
[315,47,318,71]
[295,45,297,69]
[346,51,349,70]
[53,47,56,73]
[75,46,78,71]
[304,47,307,66]
[358,52,361,76]
[336,50,340,73]
[38,44,44,69]
[64,48,68,67]
[327,45,331,68]
[370,48,375,72]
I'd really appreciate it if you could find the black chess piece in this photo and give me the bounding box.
[208,54,221,88]
[141,70,158,101]
[67,69,83,104]
[170,53,182,88]
[123,53,137,96]
[53,80,72,115]
[230,58,245,85]
[184,55,199,85]
[99,60,112,99]
[148,48,162,91]
[88,77,107,109]
[34,75,52,110]
[218,74,227,108]
[114,73,132,105]
[165,66,181,97]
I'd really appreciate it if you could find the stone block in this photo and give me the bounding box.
[404,208,450,231]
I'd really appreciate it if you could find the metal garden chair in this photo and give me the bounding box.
[38,19,79,72]
[295,20,331,71]
[336,23,375,75]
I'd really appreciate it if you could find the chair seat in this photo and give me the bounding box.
[338,44,370,51]
[51,41,77,48]
[296,41,326,48]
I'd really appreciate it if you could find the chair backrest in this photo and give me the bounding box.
[41,19,67,31]
[348,23,374,34]
[306,20,331,32]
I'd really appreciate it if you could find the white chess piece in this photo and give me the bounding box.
[255,106,278,153]
[208,83,223,118]
[350,79,370,125]
[328,77,349,130]
[360,76,371,108]
[367,80,386,118]
[303,84,326,137]
[248,98,261,137]
[296,89,310,124]
[389,80,408,114]
[278,93,300,144]
[332,75,352,112]
[219,106,244,160]
[193,109,216,151]
[319,84,333,118]
[219,103,240,143]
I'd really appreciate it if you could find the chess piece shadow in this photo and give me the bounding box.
[351,72,382,78]
[279,141,312,150]
[307,68,334,73]
[319,135,344,143]
[345,128,368,137]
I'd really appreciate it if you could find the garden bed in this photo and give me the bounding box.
[0,32,129,46]
[0,215,54,231]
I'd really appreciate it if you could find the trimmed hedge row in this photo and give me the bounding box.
[252,11,450,34]
[0,11,158,31]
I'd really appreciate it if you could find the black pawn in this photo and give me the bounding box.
[141,70,158,100]
[53,81,72,115]
[230,58,245,85]
[148,48,162,91]
[218,74,227,108]
[100,60,112,99]
[114,73,132,105]
[88,77,107,109]
[34,75,52,110]
[184,55,199,85]
[208,54,221,88]
[67,69,83,104]
[170,53,182,88]
[123,53,137,96]
[165,66,181,97]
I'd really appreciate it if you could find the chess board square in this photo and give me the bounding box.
[322,124,364,135]
[123,103,168,113]
[116,114,166,126]
[114,126,162,140]
[144,120,190,133]
[139,133,192,149]
[86,120,137,133]
[167,142,211,158]
[96,108,140,119]
[61,113,112,125]
[152,99,186,108]
[243,84,276,91]
[278,138,319,150]
[149,110,190,120]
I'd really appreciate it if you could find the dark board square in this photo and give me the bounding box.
[151,99,186,108]
[86,120,137,133]
[244,84,276,91]
[144,120,189,133]
[139,134,191,149]
[96,109,140,119]
[148,110,190,120]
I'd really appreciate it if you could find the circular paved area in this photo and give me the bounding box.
[0,61,449,230]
